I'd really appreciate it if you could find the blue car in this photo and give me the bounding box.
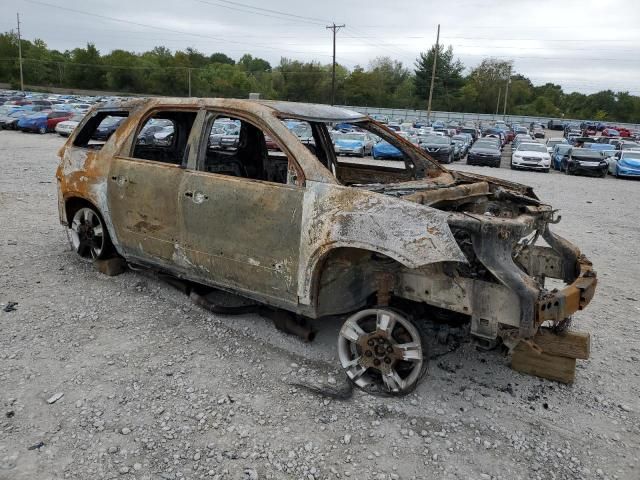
[333,132,373,157]
[372,141,404,160]
[551,144,572,170]
[608,151,640,178]
[17,112,50,134]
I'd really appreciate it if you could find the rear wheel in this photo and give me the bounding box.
[338,308,427,396]
[38,126,46,134]
[67,206,114,260]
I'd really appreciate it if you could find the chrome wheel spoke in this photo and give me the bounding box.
[382,369,406,392]
[340,320,366,343]
[376,310,396,335]
[396,341,422,361]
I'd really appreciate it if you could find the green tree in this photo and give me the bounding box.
[414,45,465,111]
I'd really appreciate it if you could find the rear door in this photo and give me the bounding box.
[107,109,201,266]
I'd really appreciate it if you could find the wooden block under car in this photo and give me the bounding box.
[511,341,577,384]
[533,328,591,360]
[94,257,127,276]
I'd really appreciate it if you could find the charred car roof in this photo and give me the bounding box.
[94,97,368,123]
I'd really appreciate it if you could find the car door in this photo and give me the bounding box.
[179,111,304,306]
[107,109,202,266]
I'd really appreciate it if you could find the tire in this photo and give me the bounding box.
[543,168,550,173]
[600,170,607,178]
[38,126,46,134]
[337,307,428,396]
[138,138,146,145]
[67,205,115,260]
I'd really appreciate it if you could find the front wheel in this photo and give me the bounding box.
[38,126,46,134]
[338,308,427,396]
[67,206,114,259]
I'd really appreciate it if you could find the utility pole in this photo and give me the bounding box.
[426,24,440,124]
[326,23,345,106]
[16,12,24,92]
[503,64,512,119]
[496,87,501,115]
[187,68,192,97]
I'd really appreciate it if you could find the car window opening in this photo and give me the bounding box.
[132,111,197,166]
[73,111,129,150]
[202,115,290,185]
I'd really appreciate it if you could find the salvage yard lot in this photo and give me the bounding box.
[1,130,639,480]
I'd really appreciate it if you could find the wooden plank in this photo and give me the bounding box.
[533,328,590,360]
[94,257,127,277]
[511,341,576,384]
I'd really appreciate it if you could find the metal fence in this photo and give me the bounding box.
[336,105,640,130]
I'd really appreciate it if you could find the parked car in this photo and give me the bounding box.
[333,132,374,157]
[55,114,85,137]
[617,140,640,151]
[466,139,501,167]
[601,128,620,137]
[512,134,534,151]
[459,126,478,141]
[91,116,127,141]
[547,119,563,130]
[545,137,567,154]
[451,134,471,156]
[511,142,551,172]
[55,98,597,394]
[419,135,454,164]
[17,111,52,133]
[563,148,608,177]
[46,111,75,132]
[136,119,174,144]
[607,150,640,178]
[551,144,572,170]
[371,140,403,160]
[0,109,31,130]
[531,126,545,139]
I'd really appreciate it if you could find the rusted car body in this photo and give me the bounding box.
[56,98,596,394]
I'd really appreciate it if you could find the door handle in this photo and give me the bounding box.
[110,175,129,186]
[184,191,208,204]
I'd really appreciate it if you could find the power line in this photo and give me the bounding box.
[193,0,330,26]
[21,0,335,59]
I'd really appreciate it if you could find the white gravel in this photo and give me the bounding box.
[0,130,639,479]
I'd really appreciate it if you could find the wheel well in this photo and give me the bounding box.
[64,197,98,225]
[313,247,402,317]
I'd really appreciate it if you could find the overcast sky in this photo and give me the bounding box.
[2,0,639,95]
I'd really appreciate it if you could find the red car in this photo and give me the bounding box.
[601,128,621,137]
[46,111,74,131]
[613,126,632,138]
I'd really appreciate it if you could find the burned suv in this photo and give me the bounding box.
[56,98,596,395]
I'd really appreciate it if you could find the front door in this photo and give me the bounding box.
[179,113,304,306]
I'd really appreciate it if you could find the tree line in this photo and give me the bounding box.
[1,31,638,122]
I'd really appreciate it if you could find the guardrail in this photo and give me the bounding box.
[337,105,640,130]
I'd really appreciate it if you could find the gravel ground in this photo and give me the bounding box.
[1,130,639,480]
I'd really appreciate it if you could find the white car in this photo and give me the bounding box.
[511,142,552,172]
[54,114,84,137]
[546,137,568,154]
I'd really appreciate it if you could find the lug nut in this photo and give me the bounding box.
[367,339,375,347]
[373,359,381,366]
[387,346,393,353]
[365,350,373,357]
[384,357,391,364]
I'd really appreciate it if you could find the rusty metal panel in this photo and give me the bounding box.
[107,156,185,263]
[179,172,304,306]
[297,181,468,306]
